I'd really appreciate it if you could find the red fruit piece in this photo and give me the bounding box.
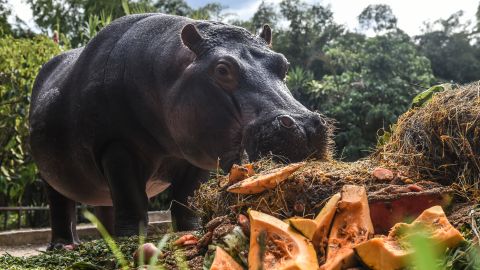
[372,167,394,181]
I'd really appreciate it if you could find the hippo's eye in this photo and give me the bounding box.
[211,59,238,91]
[215,63,230,78]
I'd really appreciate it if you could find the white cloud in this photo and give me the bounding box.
[8,0,38,30]
[8,0,479,36]
[322,0,478,35]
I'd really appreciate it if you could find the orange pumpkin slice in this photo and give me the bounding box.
[354,205,465,270]
[354,237,408,270]
[289,193,340,262]
[248,209,318,270]
[210,246,244,270]
[228,164,255,185]
[227,162,305,194]
[320,185,374,270]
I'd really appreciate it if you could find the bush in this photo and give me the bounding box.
[0,35,60,206]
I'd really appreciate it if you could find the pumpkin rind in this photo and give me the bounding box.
[354,205,465,270]
[320,185,374,270]
[228,164,255,184]
[290,193,341,262]
[354,237,408,270]
[248,210,318,270]
[227,162,305,194]
[210,246,244,270]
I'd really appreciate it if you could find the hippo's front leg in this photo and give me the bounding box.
[46,184,80,250]
[171,165,209,231]
[101,142,149,236]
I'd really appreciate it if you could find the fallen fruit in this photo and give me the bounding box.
[354,237,407,270]
[227,162,305,194]
[248,209,318,270]
[174,234,198,246]
[372,167,394,181]
[210,246,244,270]
[289,193,340,262]
[133,243,159,265]
[183,239,198,246]
[369,184,453,234]
[320,185,374,270]
[355,205,465,270]
[390,205,465,247]
[228,164,255,184]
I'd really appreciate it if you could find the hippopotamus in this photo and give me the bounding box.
[29,13,332,249]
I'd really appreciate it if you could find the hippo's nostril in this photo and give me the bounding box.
[277,115,295,129]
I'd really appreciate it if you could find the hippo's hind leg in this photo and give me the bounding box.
[46,183,79,250]
[94,206,114,235]
[101,142,149,236]
[171,165,209,231]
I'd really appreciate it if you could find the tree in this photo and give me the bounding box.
[417,11,480,83]
[0,0,12,36]
[291,30,434,160]
[28,0,230,47]
[0,35,61,206]
[154,0,191,16]
[251,1,277,32]
[274,0,343,79]
[358,4,397,33]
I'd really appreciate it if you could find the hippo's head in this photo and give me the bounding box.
[166,22,333,171]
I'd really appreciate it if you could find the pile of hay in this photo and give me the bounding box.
[189,158,413,223]
[377,83,480,193]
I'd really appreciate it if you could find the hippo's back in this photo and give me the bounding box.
[29,13,186,204]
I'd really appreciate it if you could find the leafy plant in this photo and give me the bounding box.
[83,211,128,270]
[0,35,60,206]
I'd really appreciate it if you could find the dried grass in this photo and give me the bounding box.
[189,158,400,224]
[376,83,480,198]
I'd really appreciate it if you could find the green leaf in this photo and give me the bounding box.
[67,261,105,270]
[411,84,449,109]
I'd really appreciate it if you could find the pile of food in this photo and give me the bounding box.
[164,160,472,270]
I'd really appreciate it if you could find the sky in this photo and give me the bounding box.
[8,0,480,36]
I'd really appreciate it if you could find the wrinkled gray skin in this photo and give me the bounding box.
[29,13,331,249]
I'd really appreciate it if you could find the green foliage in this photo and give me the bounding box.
[417,11,480,84]
[251,1,277,32]
[288,30,434,160]
[409,231,442,270]
[28,0,230,47]
[83,211,128,270]
[82,11,112,41]
[0,35,60,205]
[0,0,12,36]
[273,0,344,77]
[0,236,142,270]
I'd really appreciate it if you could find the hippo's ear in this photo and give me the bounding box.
[259,24,272,47]
[181,24,204,54]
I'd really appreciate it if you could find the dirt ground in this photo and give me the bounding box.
[0,244,45,257]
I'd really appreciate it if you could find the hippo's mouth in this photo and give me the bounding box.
[237,112,332,168]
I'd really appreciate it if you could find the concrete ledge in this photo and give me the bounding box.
[0,211,171,246]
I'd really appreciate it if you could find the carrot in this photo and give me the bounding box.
[173,234,197,246]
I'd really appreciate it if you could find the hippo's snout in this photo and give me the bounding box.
[243,112,333,163]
